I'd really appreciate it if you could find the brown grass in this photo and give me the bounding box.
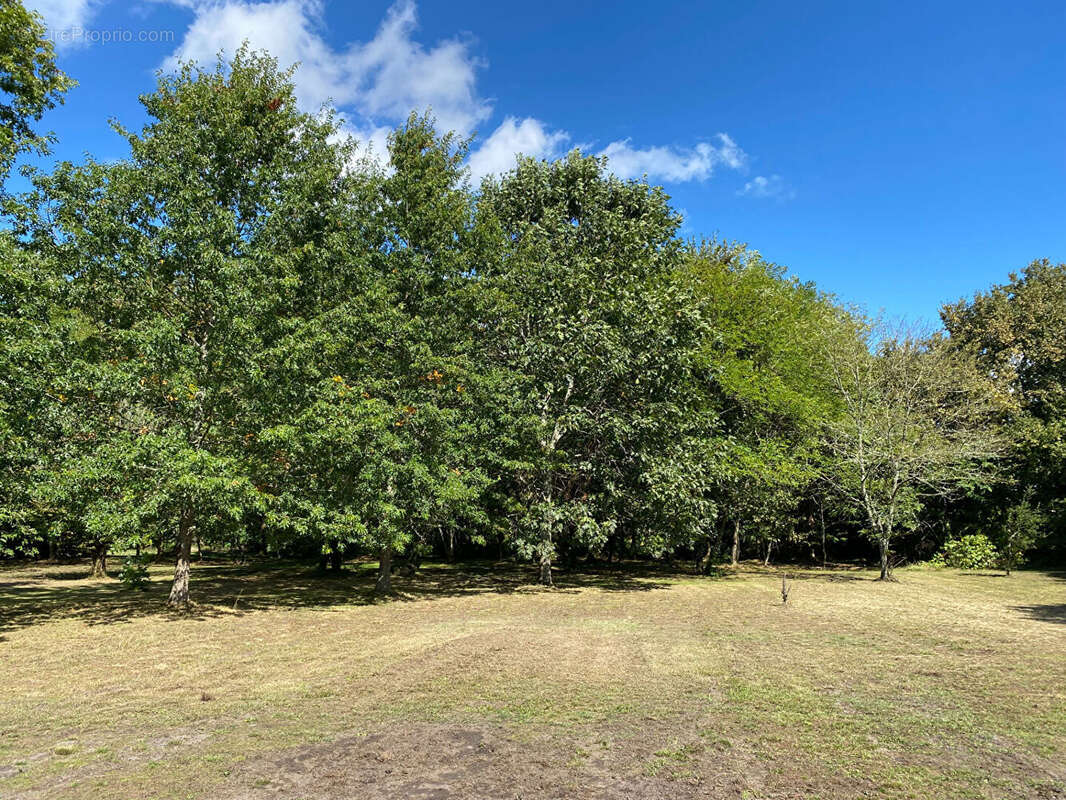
[1,559,1064,799]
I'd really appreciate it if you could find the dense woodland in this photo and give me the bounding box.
[2,5,1064,608]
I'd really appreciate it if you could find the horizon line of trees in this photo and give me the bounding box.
[1,5,1063,608]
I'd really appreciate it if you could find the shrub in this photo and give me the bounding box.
[119,556,151,590]
[931,534,1000,570]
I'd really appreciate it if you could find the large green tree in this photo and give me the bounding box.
[262,115,498,595]
[478,152,709,584]
[0,1,72,559]
[672,241,847,569]
[24,49,355,606]
[941,259,1066,557]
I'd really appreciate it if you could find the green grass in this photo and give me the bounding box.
[1,558,1064,798]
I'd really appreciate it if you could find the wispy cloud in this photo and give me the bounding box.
[738,174,795,200]
[599,134,746,183]
[27,0,103,47]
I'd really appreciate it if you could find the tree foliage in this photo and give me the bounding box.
[0,19,1058,602]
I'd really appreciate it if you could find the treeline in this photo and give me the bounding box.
[1,13,1064,607]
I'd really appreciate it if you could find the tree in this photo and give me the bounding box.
[478,152,699,584]
[821,322,1003,579]
[24,49,354,606]
[0,0,74,182]
[941,259,1066,557]
[264,115,499,596]
[999,496,1044,576]
[672,241,846,571]
[0,1,72,561]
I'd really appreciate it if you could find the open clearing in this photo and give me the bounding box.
[1,560,1064,799]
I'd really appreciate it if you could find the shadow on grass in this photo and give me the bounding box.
[0,558,678,635]
[1012,603,1066,625]
[730,562,874,583]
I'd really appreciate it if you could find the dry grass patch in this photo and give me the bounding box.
[1,559,1064,799]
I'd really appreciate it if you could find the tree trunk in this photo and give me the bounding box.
[539,547,553,586]
[819,506,827,568]
[374,546,392,596]
[445,528,455,563]
[731,520,740,567]
[90,543,108,578]
[764,540,773,567]
[699,537,714,575]
[167,508,195,609]
[878,536,891,580]
[47,537,57,562]
[329,549,343,572]
[195,531,203,561]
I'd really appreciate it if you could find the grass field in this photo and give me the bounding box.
[1,558,1064,799]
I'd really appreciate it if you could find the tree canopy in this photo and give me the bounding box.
[0,5,1059,602]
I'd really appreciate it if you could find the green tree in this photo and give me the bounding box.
[265,115,498,595]
[822,323,1003,579]
[999,497,1044,575]
[672,241,846,570]
[25,49,354,606]
[0,0,74,182]
[478,152,710,584]
[941,259,1066,557]
[0,1,72,560]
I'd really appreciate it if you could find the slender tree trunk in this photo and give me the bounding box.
[374,546,392,596]
[90,543,108,578]
[445,528,455,563]
[195,532,203,561]
[167,508,195,609]
[538,523,553,586]
[878,536,891,580]
[764,540,773,567]
[731,520,740,567]
[47,537,57,562]
[819,506,827,568]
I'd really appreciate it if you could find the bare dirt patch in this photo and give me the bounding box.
[219,719,770,800]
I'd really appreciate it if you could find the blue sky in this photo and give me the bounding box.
[25,0,1066,322]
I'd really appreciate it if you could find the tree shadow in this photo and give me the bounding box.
[729,562,874,583]
[1012,603,1066,625]
[0,558,676,635]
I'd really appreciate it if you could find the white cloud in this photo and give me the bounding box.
[599,133,746,183]
[738,174,795,200]
[163,0,489,137]
[28,0,102,46]
[344,0,490,137]
[467,116,569,182]
[151,1,760,187]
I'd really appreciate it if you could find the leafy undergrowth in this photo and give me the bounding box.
[1,559,1064,799]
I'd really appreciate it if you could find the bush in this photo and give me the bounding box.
[118,556,151,590]
[931,534,1000,570]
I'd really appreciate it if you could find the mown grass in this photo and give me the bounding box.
[1,558,1064,798]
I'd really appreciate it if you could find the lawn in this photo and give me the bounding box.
[1,559,1064,799]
